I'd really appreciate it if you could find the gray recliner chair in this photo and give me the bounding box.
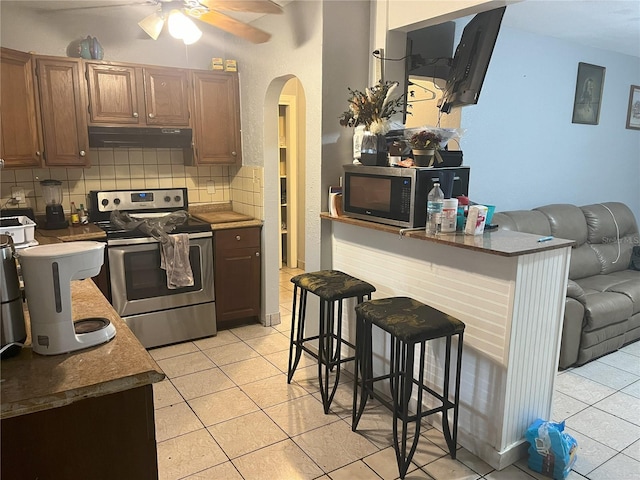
[493,202,640,369]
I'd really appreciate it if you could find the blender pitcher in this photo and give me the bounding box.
[40,179,69,230]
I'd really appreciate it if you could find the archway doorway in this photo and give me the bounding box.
[277,77,306,321]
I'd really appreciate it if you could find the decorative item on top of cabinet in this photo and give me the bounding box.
[188,71,242,165]
[86,62,190,126]
[214,227,261,328]
[35,55,90,167]
[0,48,43,168]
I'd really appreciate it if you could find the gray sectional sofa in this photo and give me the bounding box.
[493,202,640,369]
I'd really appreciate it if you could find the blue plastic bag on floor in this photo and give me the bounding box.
[525,419,578,479]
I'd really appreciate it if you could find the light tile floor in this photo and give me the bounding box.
[150,267,640,480]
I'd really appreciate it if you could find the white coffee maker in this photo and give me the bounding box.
[19,241,116,355]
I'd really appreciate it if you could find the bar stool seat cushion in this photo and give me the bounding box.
[355,297,465,343]
[291,270,376,301]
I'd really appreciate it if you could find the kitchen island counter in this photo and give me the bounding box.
[321,213,573,470]
[1,279,164,480]
[1,279,164,419]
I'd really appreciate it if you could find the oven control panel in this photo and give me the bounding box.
[93,188,187,213]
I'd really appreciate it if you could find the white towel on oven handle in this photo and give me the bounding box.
[160,233,194,289]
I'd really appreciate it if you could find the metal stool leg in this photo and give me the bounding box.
[287,287,308,383]
[352,315,371,430]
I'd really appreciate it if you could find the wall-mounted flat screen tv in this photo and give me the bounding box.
[440,6,506,113]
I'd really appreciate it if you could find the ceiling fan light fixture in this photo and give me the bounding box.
[138,10,165,41]
[168,9,202,44]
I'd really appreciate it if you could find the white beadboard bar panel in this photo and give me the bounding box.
[501,249,570,451]
[329,222,571,470]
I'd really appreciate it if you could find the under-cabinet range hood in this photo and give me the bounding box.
[88,126,193,149]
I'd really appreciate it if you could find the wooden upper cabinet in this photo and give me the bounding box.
[86,63,142,125]
[36,56,90,167]
[143,67,190,126]
[86,63,189,127]
[190,71,241,165]
[0,48,43,168]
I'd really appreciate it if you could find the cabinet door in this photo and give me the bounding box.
[190,71,241,164]
[36,57,89,167]
[214,228,261,325]
[143,67,190,126]
[0,48,42,168]
[86,63,143,125]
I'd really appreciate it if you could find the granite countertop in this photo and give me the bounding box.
[321,212,575,257]
[0,280,165,420]
[35,223,106,244]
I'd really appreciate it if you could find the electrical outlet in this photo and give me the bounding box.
[11,187,25,202]
[206,180,215,194]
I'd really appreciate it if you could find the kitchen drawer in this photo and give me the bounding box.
[215,227,260,250]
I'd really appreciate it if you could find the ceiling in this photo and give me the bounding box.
[501,0,640,58]
[4,1,639,57]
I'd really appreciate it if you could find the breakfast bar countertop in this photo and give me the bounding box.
[320,212,575,257]
[0,280,165,420]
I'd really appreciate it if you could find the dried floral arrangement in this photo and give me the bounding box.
[338,80,408,135]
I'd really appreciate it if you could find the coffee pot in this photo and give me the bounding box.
[40,179,68,230]
[0,234,26,359]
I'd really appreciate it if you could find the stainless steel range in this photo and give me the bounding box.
[88,188,215,348]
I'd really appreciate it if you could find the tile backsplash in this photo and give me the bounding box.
[0,148,264,220]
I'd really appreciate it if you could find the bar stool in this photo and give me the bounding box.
[352,297,465,479]
[287,270,376,414]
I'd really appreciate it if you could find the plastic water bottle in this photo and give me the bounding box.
[426,182,444,234]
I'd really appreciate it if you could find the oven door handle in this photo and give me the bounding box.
[107,231,212,246]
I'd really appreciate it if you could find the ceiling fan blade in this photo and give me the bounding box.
[193,10,271,43]
[41,1,159,13]
[198,0,283,15]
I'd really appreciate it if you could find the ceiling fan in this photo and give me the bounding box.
[73,0,284,44]
[140,0,282,44]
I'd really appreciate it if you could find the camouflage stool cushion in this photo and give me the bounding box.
[291,270,376,301]
[355,297,465,343]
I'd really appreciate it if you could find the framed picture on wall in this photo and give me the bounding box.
[626,85,640,130]
[572,62,605,125]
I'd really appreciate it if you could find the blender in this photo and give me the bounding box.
[40,179,69,230]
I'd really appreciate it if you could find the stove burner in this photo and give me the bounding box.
[74,317,111,334]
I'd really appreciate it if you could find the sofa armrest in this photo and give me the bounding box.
[559,298,584,369]
[567,280,586,303]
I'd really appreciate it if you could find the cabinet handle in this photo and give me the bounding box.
[255,252,260,257]
[79,150,86,157]
[0,159,4,169]
[231,151,237,156]
[133,112,139,118]
[36,151,41,156]
[148,113,155,119]
[235,235,241,241]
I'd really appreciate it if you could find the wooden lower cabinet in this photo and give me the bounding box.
[214,227,261,328]
[1,385,159,480]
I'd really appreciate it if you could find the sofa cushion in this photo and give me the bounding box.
[536,204,588,246]
[581,202,639,275]
[575,271,640,314]
[535,204,605,280]
[580,291,633,331]
[607,280,640,314]
[491,210,551,235]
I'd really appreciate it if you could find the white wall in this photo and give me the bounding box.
[460,25,640,219]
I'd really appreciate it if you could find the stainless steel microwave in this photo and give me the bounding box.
[342,165,470,228]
